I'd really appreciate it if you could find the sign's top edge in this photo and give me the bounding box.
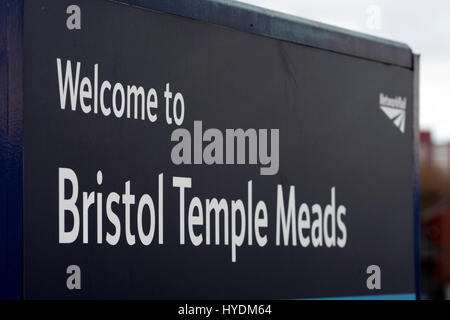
[114,0,414,70]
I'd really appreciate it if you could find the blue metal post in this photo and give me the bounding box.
[0,0,24,300]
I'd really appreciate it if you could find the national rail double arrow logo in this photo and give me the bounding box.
[379,93,407,134]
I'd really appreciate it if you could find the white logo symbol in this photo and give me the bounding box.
[379,93,407,133]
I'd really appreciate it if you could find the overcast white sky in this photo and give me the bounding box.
[239,0,450,143]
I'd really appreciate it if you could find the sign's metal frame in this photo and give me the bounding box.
[0,0,420,300]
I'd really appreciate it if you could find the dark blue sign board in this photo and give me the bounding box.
[1,0,420,299]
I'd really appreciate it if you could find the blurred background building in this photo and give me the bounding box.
[420,131,450,299]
